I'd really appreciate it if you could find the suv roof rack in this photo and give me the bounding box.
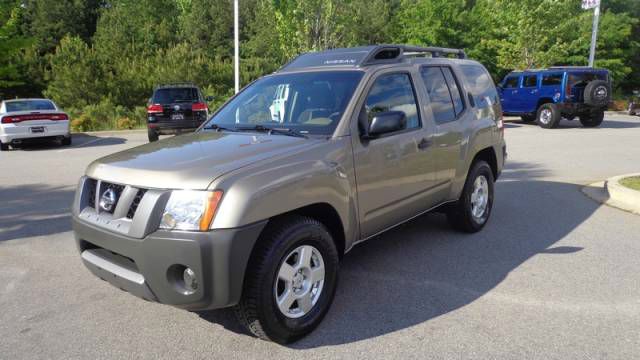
[280,44,467,71]
[155,82,197,89]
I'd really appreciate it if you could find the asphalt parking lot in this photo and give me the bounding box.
[1,113,640,359]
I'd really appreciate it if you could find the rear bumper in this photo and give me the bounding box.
[0,122,70,143]
[73,216,266,310]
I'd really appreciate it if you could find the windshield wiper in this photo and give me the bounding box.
[235,125,307,138]
[202,124,235,132]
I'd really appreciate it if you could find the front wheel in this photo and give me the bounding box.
[0,142,9,151]
[234,216,339,344]
[579,110,604,128]
[536,103,561,129]
[446,160,495,233]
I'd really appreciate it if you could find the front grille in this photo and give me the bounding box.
[98,181,125,214]
[126,189,147,219]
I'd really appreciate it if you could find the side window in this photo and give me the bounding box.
[365,73,420,130]
[460,64,500,109]
[523,75,538,88]
[420,67,456,124]
[542,74,563,86]
[504,76,519,88]
[441,67,465,117]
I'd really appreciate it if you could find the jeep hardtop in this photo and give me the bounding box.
[72,45,506,343]
[499,67,611,128]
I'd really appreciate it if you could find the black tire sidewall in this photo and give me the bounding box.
[254,219,339,343]
[580,110,604,127]
[148,129,159,142]
[584,80,611,107]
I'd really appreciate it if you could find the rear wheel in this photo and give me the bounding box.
[536,103,561,129]
[446,160,494,233]
[148,128,159,142]
[579,110,604,128]
[61,136,72,146]
[0,142,9,151]
[234,215,339,344]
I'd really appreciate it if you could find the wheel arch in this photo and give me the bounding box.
[471,147,498,181]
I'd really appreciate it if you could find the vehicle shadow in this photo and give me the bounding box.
[0,184,74,242]
[13,134,126,151]
[508,118,640,129]
[196,164,602,347]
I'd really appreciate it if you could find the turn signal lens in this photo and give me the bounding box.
[199,191,223,231]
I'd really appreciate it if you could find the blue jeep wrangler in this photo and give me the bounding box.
[498,67,611,128]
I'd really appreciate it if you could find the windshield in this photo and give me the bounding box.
[5,100,56,112]
[204,71,364,136]
[153,88,199,104]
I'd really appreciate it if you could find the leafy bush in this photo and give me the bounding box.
[115,117,137,130]
[70,114,96,132]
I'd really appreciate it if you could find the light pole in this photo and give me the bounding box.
[234,0,240,93]
[584,0,601,67]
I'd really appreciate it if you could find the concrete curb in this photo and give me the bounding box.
[582,174,640,215]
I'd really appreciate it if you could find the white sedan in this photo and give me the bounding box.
[0,98,71,150]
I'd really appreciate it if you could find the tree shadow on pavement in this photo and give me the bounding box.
[0,184,75,242]
[198,162,601,347]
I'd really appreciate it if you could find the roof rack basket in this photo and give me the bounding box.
[362,45,467,66]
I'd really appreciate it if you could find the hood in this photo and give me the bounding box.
[86,131,317,190]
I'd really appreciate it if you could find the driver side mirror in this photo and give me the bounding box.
[361,110,406,139]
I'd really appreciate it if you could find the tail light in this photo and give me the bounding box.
[192,102,208,112]
[147,104,163,114]
[1,113,68,124]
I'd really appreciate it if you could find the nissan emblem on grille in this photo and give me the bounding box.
[99,188,117,212]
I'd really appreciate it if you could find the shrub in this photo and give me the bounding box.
[115,117,137,130]
[70,114,96,132]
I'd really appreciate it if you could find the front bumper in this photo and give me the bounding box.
[73,216,266,310]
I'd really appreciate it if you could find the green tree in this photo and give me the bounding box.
[0,0,32,96]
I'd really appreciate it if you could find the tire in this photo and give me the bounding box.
[536,103,561,129]
[234,215,339,344]
[61,136,72,146]
[0,142,8,151]
[629,103,636,116]
[446,160,494,233]
[583,80,611,107]
[148,129,159,142]
[579,110,604,128]
[521,114,535,123]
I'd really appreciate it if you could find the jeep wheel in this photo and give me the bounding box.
[0,142,9,151]
[446,160,494,233]
[579,110,604,128]
[234,215,339,344]
[536,103,561,129]
[521,114,535,123]
[148,129,159,142]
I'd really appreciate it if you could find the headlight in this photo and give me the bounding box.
[159,190,223,231]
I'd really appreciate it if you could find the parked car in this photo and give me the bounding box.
[146,83,212,142]
[72,45,506,343]
[498,67,611,128]
[628,90,639,116]
[0,98,71,150]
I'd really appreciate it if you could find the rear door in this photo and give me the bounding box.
[351,69,439,238]
[539,72,564,103]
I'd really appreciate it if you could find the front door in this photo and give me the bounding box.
[352,71,438,238]
[520,74,539,113]
[499,75,521,113]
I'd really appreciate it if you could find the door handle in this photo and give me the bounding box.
[417,138,432,150]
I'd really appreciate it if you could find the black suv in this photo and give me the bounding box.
[146,84,211,142]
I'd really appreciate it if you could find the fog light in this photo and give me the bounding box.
[183,267,198,292]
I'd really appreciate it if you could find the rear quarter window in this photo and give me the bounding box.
[460,65,499,109]
[542,74,563,86]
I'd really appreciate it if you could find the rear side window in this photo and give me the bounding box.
[153,88,199,104]
[365,73,420,130]
[503,76,519,88]
[5,100,56,112]
[568,72,608,87]
[523,75,538,87]
[542,74,563,86]
[441,67,465,116]
[420,67,456,124]
[460,65,500,109]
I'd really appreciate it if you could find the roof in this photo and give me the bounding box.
[2,98,53,102]
[154,83,198,89]
[510,67,609,74]
[279,45,468,72]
